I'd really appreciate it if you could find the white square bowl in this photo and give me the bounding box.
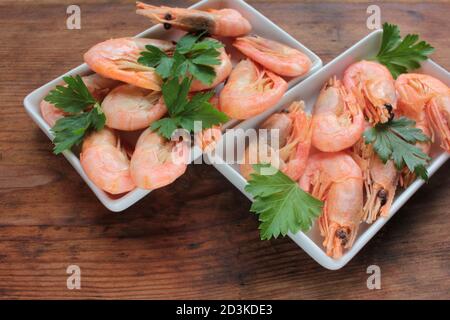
[206,29,450,270]
[23,0,322,212]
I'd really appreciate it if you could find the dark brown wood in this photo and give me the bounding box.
[0,0,449,299]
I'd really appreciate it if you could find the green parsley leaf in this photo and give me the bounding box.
[374,23,434,78]
[150,77,228,139]
[44,76,106,154]
[138,33,223,84]
[44,75,96,113]
[364,117,431,180]
[245,164,323,240]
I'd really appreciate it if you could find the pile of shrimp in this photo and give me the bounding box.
[40,2,312,195]
[241,60,450,259]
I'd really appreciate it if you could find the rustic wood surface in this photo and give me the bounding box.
[0,0,449,300]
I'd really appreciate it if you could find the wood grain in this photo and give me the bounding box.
[0,0,449,299]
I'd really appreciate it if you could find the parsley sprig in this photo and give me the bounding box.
[374,23,434,78]
[245,164,323,240]
[364,117,431,180]
[44,75,105,154]
[151,77,229,139]
[138,32,223,85]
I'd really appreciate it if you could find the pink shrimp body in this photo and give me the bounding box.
[101,84,167,131]
[130,129,189,190]
[40,73,119,127]
[190,46,232,92]
[84,38,175,91]
[343,60,397,124]
[233,35,311,77]
[136,2,251,37]
[299,152,363,259]
[312,77,365,152]
[80,128,135,195]
[220,59,288,120]
[240,101,312,181]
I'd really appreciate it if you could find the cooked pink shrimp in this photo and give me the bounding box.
[84,38,175,91]
[80,128,135,195]
[190,46,232,91]
[240,101,312,181]
[396,73,448,120]
[233,35,311,77]
[395,73,450,152]
[101,84,167,131]
[312,77,365,152]
[352,137,398,223]
[343,60,397,124]
[136,2,251,37]
[299,152,363,259]
[40,73,119,127]
[220,59,288,120]
[130,129,189,190]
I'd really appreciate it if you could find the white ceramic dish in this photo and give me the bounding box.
[23,0,321,212]
[206,29,450,270]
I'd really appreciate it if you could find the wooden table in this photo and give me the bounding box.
[1,0,449,299]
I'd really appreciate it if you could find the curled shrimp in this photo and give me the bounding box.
[40,73,119,127]
[136,2,251,37]
[299,152,363,259]
[312,77,365,152]
[395,73,448,184]
[130,129,189,190]
[343,60,397,124]
[352,137,399,223]
[240,101,312,181]
[395,73,450,152]
[101,84,167,131]
[220,59,288,120]
[190,45,232,92]
[80,128,135,195]
[233,35,311,77]
[84,38,175,91]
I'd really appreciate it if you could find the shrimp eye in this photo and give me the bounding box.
[163,23,172,30]
[336,229,349,245]
[377,189,388,206]
[384,103,394,121]
[164,13,172,20]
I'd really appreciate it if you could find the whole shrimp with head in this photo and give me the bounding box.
[311,77,365,152]
[343,60,397,124]
[240,101,312,182]
[352,135,398,224]
[40,73,119,127]
[395,73,448,186]
[101,84,167,131]
[233,35,311,77]
[84,38,175,91]
[136,2,251,37]
[130,129,189,190]
[395,73,450,153]
[80,128,135,195]
[220,59,288,120]
[299,152,364,259]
